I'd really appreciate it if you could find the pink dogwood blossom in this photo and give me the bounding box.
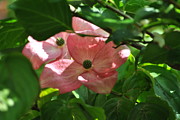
[40,17,130,94]
[22,32,70,69]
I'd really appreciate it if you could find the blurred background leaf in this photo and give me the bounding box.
[0,52,40,120]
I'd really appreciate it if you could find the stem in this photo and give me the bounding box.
[97,0,133,19]
[130,43,145,50]
[111,91,123,97]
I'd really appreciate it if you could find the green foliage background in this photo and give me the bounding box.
[0,0,180,120]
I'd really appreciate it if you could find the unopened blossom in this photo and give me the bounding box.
[22,32,70,69]
[40,17,130,94]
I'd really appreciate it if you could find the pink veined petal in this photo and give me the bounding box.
[45,32,71,59]
[46,32,69,46]
[72,17,109,37]
[40,59,85,94]
[22,40,62,69]
[67,33,107,64]
[23,32,71,69]
[79,71,118,94]
[93,43,130,74]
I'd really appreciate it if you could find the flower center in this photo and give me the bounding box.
[83,60,92,69]
[56,37,65,46]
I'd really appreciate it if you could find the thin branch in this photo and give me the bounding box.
[130,43,145,50]
[97,0,133,19]
[96,0,154,39]
[113,42,145,50]
[111,91,123,97]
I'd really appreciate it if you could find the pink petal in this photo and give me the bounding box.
[72,17,109,37]
[67,34,107,64]
[40,59,85,94]
[22,40,62,69]
[22,32,70,69]
[45,32,71,59]
[79,71,118,94]
[93,44,130,74]
[46,32,69,46]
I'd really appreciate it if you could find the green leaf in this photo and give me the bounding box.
[0,19,28,50]
[165,31,180,69]
[141,31,180,70]
[142,64,180,115]
[124,0,151,13]
[127,103,170,120]
[81,0,97,6]
[73,85,97,105]
[103,97,134,120]
[0,52,40,120]
[41,100,73,120]
[10,0,72,40]
[19,110,40,120]
[73,86,107,106]
[113,54,136,92]
[109,24,140,45]
[70,98,106,120]
[137,92,176,119]
[145,96,176,120]
[78,6,133,32]
[37,88,59,109]
[122,70,151,101]
[134,7,159,21]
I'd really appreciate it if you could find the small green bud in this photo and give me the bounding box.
[56,38,65,46]
[83,60,92,69]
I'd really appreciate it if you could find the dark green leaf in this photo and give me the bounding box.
[141,31,180,70]
[137,92,176,120]
[10,0,72,40]
[81,0,97,6]
[141,43,168,63]
[103,97,134,120]
[122,70,151,101]
[78,6,134,32]
[0,52,40,120]
[165,31,180,69]
[143,64,180,115]
[19,110,40,120]
[113,54,136,92]
[73,86,98,105]
[41,100,73,120]
[109,24,139,45]
[0,19,28,50]
[127,103,169,120]
[70,98,106,120]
